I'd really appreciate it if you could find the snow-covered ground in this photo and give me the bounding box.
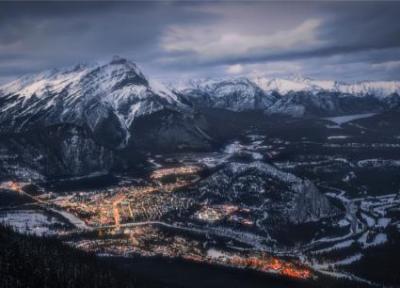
[252,76,400,98]
[325,113,376,125]
[0,210,66,236]
[304,189,399,281]
[357,159,400,168]
[327,135,350,140]
[48,207,92,231]
[157,134,269,169]
[358,232,388,248]
[207,248,229,259]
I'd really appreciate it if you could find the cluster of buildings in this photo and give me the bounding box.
[74,223,311,280]
[194,204,254,226]
[4,164,311,281]
[150,165,202,180]
[225,254,311,279]
[0,180,25,192]
[50,164,203,228]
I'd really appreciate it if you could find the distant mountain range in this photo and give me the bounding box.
[0,56,399,180]
[172,76,400,116]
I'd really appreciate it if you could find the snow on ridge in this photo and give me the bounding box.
[1,57,151,105]
[325,113,377,125]
[169,77,256,93]
[173,75,400,97]
[166,75,400,116]
[2,58,186,115]
[337,80,400,98]
[252,76,400,97]
[252,77,319,95]
[148,78,181,105]
[0,56,184,112]
[0,64,93,102]
[0,57,189,145]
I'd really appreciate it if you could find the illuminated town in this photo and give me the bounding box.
[0,162,313,281]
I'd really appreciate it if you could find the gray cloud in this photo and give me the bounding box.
[0,1,399,83]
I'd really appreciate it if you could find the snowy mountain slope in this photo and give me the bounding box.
[0,124,114,181]
[172,78,278,111]
[252,76,400,98]
[193,161,338,227]
[0,56,189,148]
[173,76,400,116]
[264,91,385,117]
[256,77,400,116]
[252,77,331,96]
[0,57,212,179]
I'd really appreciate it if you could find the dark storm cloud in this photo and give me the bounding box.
[318,2,400,59]
[0,1,216,81]
[0,1,399,83]
[160,2,400,66]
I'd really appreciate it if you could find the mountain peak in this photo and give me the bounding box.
[71,63,91,72]
[109,55,134,66]
[0,57,192,149]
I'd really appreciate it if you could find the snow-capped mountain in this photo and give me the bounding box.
[252,77,337,96]
[0,56,189,148]
[1,57,399,180]
[252,76,400,98]
[173,78,277,111]
[0,57,211,180]
[173,76,400,116]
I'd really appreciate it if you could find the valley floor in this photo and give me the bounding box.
[1,113,400,287]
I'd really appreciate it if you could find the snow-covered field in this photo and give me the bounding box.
[325,113,376,125]
[327,135,351,140]
[0,210,66,236]
[1,126,398,287]
[151,134,269,169]
[304,190,399,281]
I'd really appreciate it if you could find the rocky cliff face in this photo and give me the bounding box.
[0,124,114,181]
[174,76,400,116]
[0,57,211,180]
[130,109,212,152]
[0,56,191,149]
[2,57,399,181]
[264,91,385,117]
[194,161,338,226]
[175,78,277,112]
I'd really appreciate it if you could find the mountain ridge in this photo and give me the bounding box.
[1,57,399,180]
[0,56,191,149]
[171,76,400,115]
[0,57,212,180]
[172,76,400,98]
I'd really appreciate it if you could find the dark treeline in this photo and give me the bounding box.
[0,225,165,288]
[0,224,375,288]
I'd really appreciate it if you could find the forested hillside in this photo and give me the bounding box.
[0,225,164,288]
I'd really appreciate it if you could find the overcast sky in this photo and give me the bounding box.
[1,1,400,84]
